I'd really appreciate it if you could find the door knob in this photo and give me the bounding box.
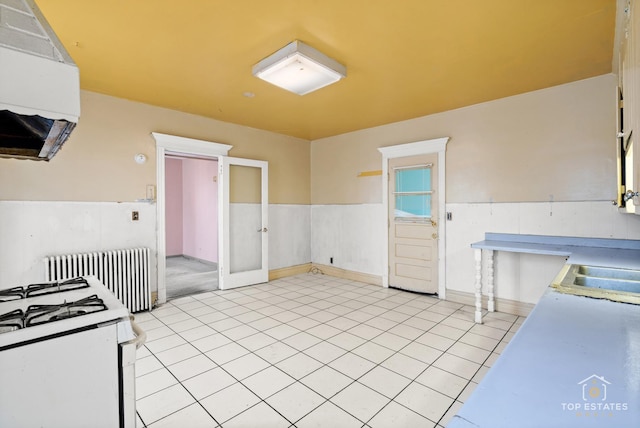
[257,227,268,232]
[432,233,438,239]
[430,219,437,227]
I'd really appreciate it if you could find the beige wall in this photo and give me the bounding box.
[311,74,617,204]
[0,75,616,206]
[230,164,262,203]
[0,91,310,204]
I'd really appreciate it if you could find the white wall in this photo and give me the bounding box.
[311,204,384,275]
[0,201,157,287]
[0,201,311,291]
[446,200,640,304]
[310,200,640,306]
[269,204,311,270]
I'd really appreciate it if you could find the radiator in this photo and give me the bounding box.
[44,248,152,312]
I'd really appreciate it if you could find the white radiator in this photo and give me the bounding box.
[44,248,152,312]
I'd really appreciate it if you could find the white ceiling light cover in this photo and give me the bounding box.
[252,40,346,95]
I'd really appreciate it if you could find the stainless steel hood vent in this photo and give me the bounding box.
[0,0,80,161]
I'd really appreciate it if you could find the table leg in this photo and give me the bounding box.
[487,249,495,312]
[474,248,483,323]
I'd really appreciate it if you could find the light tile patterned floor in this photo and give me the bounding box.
[134,273,524,428]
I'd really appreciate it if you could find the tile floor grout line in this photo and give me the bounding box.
[222,280,403,425]
[352,309,475,427]
[145,284,368,425]
[136,410,148,428]
[434,314,519,427]
[136,274,524,427]
[136,324,224,426]
[148,285,474,386]
[137,369,221,427]
[288,303,471,426]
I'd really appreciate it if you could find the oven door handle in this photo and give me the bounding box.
[128,315,147,349]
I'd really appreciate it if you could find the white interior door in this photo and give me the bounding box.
[219,156,268,289]
[388,154,439,293]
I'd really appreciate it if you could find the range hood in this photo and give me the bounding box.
[0,0,80,161]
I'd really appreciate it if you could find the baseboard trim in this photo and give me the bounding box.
[169,254,218,268]
[269,263,312,280]
[445,289,534,317]
[311,263,382,286]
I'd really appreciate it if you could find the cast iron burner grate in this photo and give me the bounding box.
[0,278,89,302]
[25,294,107,327]
[0,309,24,333]
[25,277,89,298]
[0,287,25,303]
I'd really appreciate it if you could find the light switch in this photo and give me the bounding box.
[146,185,155,200]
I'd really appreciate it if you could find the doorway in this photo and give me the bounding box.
[388,154,439,293]
[165,155,219,299]
[154,133,269,305]
[378,137,449,298]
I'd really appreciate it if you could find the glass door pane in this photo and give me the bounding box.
[394,165,433,220]
[219,157,268,289]
[230,164,262,274]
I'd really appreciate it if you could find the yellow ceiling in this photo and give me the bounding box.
[35,0,616,140]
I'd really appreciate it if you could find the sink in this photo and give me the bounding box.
[574,276,640,293]
[552,264,640,304]
[576,265,640,282]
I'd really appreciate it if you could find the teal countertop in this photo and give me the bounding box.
[448,289,640,428]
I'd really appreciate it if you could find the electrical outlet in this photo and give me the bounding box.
[132,211,139,221]
[446,212,452,221]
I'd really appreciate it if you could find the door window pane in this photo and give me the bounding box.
[396,168,431,193]
[229,164,262,273]
[395,166,432,219]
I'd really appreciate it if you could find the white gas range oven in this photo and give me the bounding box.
[0,276,146,428]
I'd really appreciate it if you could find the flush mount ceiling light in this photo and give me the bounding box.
[252,40,346,96]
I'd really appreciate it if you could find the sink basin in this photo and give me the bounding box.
[576,265,640,282]
[573,276,640,293]
[552,264,640,304]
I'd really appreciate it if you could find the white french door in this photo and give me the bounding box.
[218,156,269,289]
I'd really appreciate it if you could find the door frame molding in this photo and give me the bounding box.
[153,132,232,304]
[378,137,449,298]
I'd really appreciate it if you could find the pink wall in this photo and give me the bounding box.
[182,158,218,263]
[165,158,184,256]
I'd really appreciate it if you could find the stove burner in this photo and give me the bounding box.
[25,277,89,298]
[0,278,90,302]
[0,287,25,303]
[0,309,24,333]
[25,294,107,327]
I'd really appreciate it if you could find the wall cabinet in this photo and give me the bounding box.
[619,0,640,214]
